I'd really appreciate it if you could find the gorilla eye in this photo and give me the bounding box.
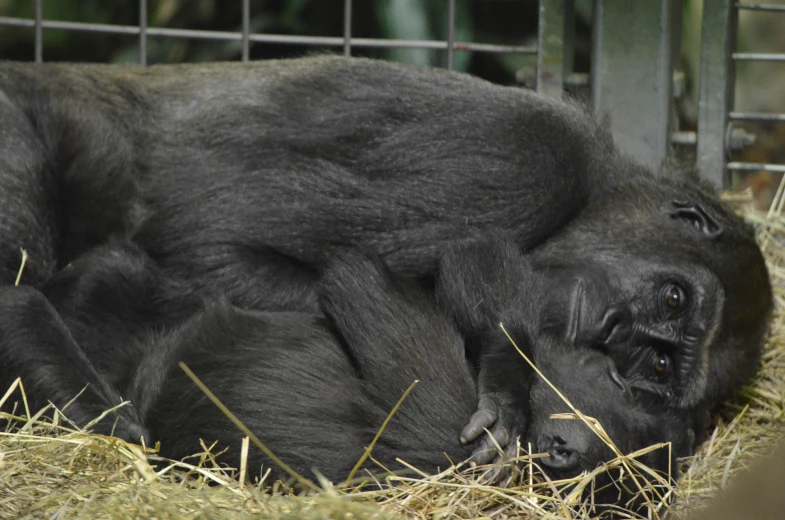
[653,354,670,375]
[664,284,685,311]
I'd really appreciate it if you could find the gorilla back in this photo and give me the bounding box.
[0,55,631,298]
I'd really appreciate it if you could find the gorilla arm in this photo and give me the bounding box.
[435,232,543,465]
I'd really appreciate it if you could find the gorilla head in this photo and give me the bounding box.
[524,284,692,513]
[532,175,773,426]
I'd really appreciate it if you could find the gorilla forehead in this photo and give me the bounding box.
[537,178,767,288]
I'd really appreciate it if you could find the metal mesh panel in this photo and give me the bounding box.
[5,0,537,67]
[699,1,785,189]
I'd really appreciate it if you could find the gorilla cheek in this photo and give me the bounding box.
[674,343,710,409]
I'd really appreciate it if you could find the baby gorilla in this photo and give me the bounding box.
[0,243,689,510]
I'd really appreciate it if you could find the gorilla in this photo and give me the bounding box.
[0,241,691,513]
[0,55,772,463]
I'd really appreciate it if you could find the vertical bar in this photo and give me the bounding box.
[591,0,676,170]
[563,0,575,78]
[670,0,684,137]
[343,0,352,57]
[242,0,250,62]
[446,0,456,70]
[139,0,148,66]
[34,0,42,63]
[697,0,736,191]
[537,0,574,98]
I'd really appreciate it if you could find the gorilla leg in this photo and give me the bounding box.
[0,285,147,441]
[0,241,199,442]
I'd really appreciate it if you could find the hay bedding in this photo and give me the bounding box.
[1,189,784,520]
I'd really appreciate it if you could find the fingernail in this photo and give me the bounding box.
[460,437,468,445]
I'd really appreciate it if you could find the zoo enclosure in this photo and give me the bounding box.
[0,0,779,192]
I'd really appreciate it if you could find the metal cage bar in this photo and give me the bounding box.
[0,16,535,55]
[728,162,785,173]
[446,0,456,70]
[536,0,574,99]
[735,3,785,12]
[730,112,785,122]
[591,0,677,170]
[343,0,352,57]
[697,0,737,191]
[242,0,250,62]
[34,0,42,62]
[139,0,148,66]
[733,52,785,61]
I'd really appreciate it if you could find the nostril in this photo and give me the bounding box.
[554,445,571,456]
[601,316,620,342]
[607,364,632,395]
[597,307,631,346]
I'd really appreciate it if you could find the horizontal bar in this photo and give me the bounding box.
[735,3,785,12]
[564,72,589,87]
[0,17,536,55]
[730,111,785,121]
[727,161,785,173]
[671,131,696,145]
[733,52,785,61]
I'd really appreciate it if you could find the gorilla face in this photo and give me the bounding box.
[517,285,692,513]
[531,178,773,421]
[526,344,691,481]
[541,252,723,413]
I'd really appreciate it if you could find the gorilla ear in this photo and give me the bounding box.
[663,200,723,239]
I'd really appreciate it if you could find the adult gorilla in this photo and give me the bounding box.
[0,56,772,459]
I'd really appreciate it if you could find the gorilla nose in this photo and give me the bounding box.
[578,351,632,395]
[595,306,632,347]
[538,435,581,471]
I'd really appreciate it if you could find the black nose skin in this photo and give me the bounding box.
[538,435,581,471]
[595,306,632,347]
[576,351,632,396]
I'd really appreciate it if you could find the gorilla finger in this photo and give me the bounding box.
[498,473,514,489]
[468,424,510,466]
[478,463,508,486]
[468,439,499,467]
[460,408,498,445]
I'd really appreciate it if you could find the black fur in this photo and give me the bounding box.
[0,244,689,513]
[0,56,772,467]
